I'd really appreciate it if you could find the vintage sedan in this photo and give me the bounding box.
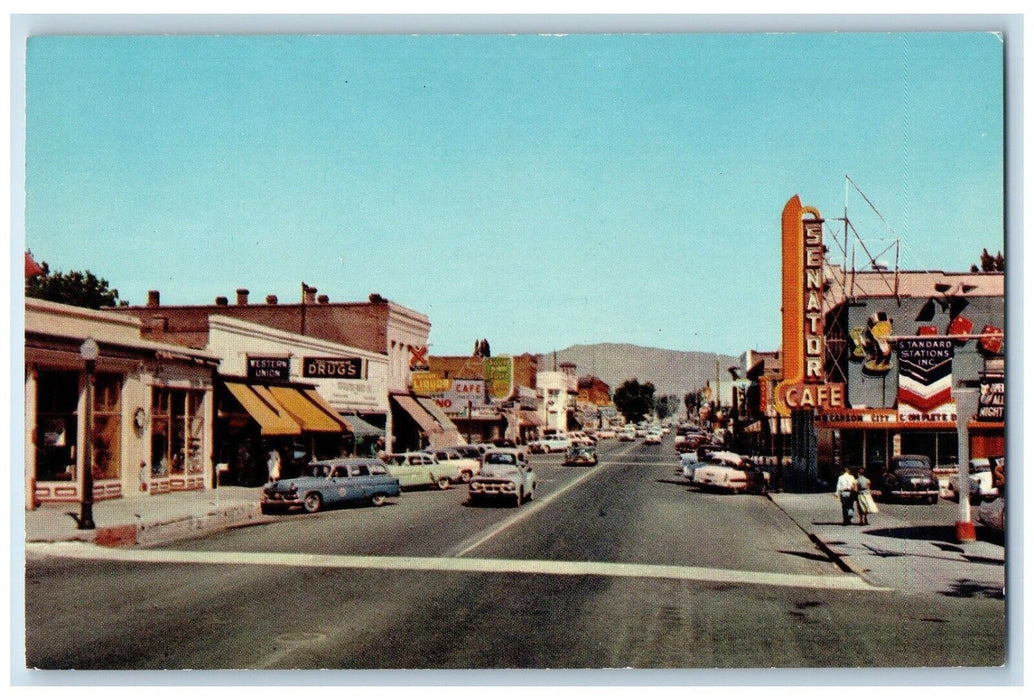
[421,447,481,482]
[260,458,400,514]
[691,451,769,494]
[947,458,1001,504]
[875,454,939,503]
[643,430,663,445]
[382,452,453,490]
[468,449,537,506]
[563,445,598,466]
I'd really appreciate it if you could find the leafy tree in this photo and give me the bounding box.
[653,394,679,420]
[613,379,655,424]
[25,260,122,309]
[976,248,1004,272]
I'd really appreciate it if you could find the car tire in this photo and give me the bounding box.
[436,476,451,490]
[260,503,280,515]
[303,492,322,513]
[370,493,387,507]
[460,471,472,483]
[929,494,938,504]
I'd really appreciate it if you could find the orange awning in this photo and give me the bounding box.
[268,386,347,433]
[392,394,442,434]
[224,382,301,436]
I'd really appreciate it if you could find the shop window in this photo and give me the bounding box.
[151,387,205,477]
[91,374,122,480]
[34,371,79,481]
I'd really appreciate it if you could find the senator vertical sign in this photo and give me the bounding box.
[774,195,846,416]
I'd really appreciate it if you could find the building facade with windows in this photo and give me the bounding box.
[25,299,218,508]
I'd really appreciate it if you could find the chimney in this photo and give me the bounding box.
[303,286,317,305]
[147,290,160,307]
[266,294,278,305]
[215,296,229,306]
[236,288,249,305]
[317,294,329,304]
[369,293,386,304]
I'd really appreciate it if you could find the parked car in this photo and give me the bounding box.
[977,496,1005,532]
[874,454,939,503]
[947,458,1000,504]
[421,447,481,483]
[382,452,453,490]
[643,430,663,445]
[617,427,637,442]
[530,435,572,454]
[468,449,537,506]
[452,445,484,461]
[679,451,699,481]
[563,445,598,466]
[261,458,400,514]
[675,432,707,453]
[568,431,596,446]
[594,428,616,440]
[691,451,768,494]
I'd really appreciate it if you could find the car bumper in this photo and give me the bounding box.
[889,488,939,498]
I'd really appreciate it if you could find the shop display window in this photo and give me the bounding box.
[34,371,79,481]
[151,387,205,476]
[91,374,122,480]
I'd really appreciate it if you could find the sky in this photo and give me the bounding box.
[20,27,1006,358]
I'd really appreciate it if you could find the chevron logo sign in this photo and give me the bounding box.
[896,338,955,413]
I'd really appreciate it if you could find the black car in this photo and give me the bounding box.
[875,454,939,504]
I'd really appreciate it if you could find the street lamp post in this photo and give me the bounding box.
[954,387,979,542]
[79,338,99,530]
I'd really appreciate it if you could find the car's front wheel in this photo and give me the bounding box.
[436,476,451,490]
[303,492,322,513]
[370,493,387,507]
[459,470,472,483]
[514,488,524,507]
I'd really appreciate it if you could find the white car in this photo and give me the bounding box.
[691,451,769,494]
[948,458,1001,504]
[421,447,481,483]
[594,428,616,440]
[643,430,663,445]
[468,449,537,506]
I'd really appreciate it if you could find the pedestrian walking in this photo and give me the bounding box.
[855,468,878,525]
[835,466,858,526]
[266,447,281,483]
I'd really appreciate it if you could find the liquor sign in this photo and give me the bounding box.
[247,356,290,381]
[483,355,514,401]
[977,378,1005,421]
[896,338,954,413]
[411,372,452,396]
[773,195,845,416]
[303,356,364,379]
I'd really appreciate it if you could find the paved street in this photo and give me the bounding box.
[24,437,1005,671]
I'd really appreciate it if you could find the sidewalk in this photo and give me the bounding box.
[769,491,1006,597]
[24,486,269,548]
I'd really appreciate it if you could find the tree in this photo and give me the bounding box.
[653,394,679,420]
[976,248,1004,272]
[25,260,122,309]
[613,379,655,424]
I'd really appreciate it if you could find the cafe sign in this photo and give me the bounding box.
[773,195,845,416]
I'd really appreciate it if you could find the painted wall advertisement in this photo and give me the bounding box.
[483,356,514,401]
[896,337,956,421]
[977,378,1005,421]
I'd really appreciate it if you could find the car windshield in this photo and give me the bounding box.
[480,464,519,478]
[485,453,517,465]
[895,459,930,470]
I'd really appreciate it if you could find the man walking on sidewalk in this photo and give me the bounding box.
[835,466,858,526]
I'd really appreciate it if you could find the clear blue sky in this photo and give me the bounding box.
[23,31,1004,357]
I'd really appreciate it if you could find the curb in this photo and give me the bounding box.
[766,492,873,583]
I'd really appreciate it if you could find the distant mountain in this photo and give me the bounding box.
[541,343,741,401]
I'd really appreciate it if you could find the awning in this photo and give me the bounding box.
[224,382,301,436]
[392,395,442,434]
[268,386,347,433]
[519,410,543,427]
[342,414,384,438]
[417,397,459,432]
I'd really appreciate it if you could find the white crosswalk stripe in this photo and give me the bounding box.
[26,541,889,591]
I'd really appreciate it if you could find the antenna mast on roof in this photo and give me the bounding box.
[842,175,902,303]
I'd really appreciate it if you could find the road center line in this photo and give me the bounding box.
[25,542,889,592]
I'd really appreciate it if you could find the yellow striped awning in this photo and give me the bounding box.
[224,382,301,436]
[268,386,347,434]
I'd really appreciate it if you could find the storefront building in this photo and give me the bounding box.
[25,299,218,508]
[107,286,430,454]
[744,195,1005,484]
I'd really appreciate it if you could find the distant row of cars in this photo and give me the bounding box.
[261,446,536,513]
